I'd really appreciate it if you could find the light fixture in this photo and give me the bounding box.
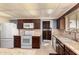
[47,9,53,14]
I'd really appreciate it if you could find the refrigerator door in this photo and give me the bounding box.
[1,23,18,39]
[0,23,18,48]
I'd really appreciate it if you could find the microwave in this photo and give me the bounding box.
[23,23,34,29]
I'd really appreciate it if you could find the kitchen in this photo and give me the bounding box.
[0,3,79,55]
[0,19,41,48]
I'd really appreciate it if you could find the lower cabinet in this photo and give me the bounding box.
[14,36,40,48]
[56,39,76,55]
[32,36,40,48]
[14,36,21,48]
[65,46,76,55]
[56,39,65,55]
[57,44,65,55]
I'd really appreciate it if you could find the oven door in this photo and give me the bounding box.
[21,36,32,45]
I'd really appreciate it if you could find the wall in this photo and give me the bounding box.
[52,20,57,29]
[0,18,9,23]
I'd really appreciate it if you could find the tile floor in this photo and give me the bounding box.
[0,40,56,55]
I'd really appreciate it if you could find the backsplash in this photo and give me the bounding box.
[19,29,41,36]
[52,29,79,42]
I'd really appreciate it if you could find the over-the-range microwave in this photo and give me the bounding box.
[23,23,34,29]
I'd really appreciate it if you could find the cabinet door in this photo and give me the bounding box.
[58,45,65,55]
[17,20,23,29]
[59,17,65,29]
[32,36,40,48]
[34,19,40,29]
[65,46,76,55]
[56,44,64,55]
[56,39,65,55]
[14,36,21,48]
[65,51,70,55]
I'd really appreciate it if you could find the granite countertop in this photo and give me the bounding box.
[53,34,79,55]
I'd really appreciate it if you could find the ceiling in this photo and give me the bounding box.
[0,3,77,20]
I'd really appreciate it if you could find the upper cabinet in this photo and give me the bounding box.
[57,17,65,30]
[65,8,79,32]
[17,20,23,29]
[17,19,40,29]
[60,17,65,30]
[33,19,40,29]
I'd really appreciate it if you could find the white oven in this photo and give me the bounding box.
[21,35,32,48]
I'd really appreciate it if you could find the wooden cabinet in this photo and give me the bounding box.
[65,46,76,55]
[56,38,76,55]
[56,39,65,55]
[60,17,65,29]
[17,19,40,29]
[57,17,65,29]
[34,19,40,29]
[32,36,40,48]
[17,20,23,29]
[14,36,21,48]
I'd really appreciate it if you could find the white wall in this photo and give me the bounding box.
[0,18,9,23]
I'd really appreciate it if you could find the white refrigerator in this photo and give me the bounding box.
[0,23,18,48]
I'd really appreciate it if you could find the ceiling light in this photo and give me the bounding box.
[47,9,53,14]
[29,10,38,16]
